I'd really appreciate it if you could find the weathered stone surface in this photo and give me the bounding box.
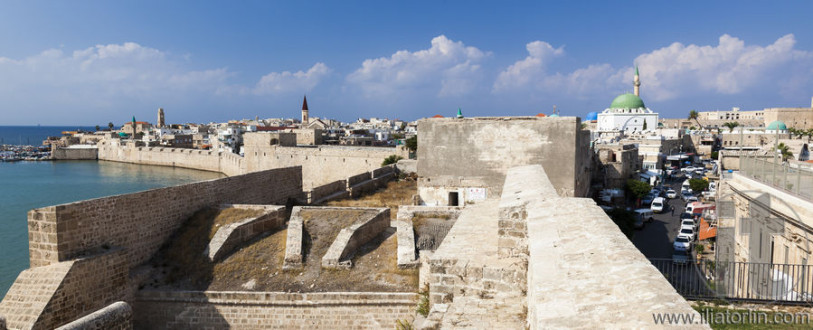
[55,301,132,330]
[282,206,306,270]
[394,220,418,268]
[322,208,390,269]
[205,205,286,261]
[133,291,418,329]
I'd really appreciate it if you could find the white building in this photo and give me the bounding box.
[596,67,659,136]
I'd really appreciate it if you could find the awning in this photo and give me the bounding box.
[698,217,717,240]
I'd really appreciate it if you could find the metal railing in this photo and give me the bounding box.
[740,156,813,200]
[650,258,813,304]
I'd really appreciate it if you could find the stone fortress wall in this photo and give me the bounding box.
[0,167,304,329]
[95,132,407,189]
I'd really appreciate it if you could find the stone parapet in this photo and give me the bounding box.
[55,301,132,330]
[394,220,417,268]
[205,205,286,261]
[322,208,390,269]
[282,207,306,270]
[309,179,347,204]
[133,290,418,329]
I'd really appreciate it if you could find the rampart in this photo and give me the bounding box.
[97,140,245,176]
[27,167,302,269]
[133,291,418,329]
[51,146,98,160]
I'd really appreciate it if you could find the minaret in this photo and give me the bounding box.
[301,95,309,125]
[633,66,641,97]
[157,108,165,128]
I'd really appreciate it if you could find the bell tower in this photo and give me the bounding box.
[301,95,309,125]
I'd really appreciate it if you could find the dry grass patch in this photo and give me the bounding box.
[325,177,417,219]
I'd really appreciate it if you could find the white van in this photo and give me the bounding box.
[682,179,691,192]
[651,197,666,213]
[634,209,655,229]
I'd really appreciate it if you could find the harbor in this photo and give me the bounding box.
[0,144,52,161]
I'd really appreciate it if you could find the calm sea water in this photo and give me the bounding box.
[0,126,99,146]
[0,160,224,298]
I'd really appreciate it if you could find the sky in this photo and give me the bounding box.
[1,1,813,125]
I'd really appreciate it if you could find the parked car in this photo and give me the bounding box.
[641,193,657,206]
[666,189,677,199]
[634,208,654,229]
[681,218,698,231]
[687,196,699,203]
[673,235,692,252]
[679,227,696,241]
[651,197,666,213]
[681,191,693,201]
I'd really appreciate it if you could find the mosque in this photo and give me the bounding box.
[594,67,659,137]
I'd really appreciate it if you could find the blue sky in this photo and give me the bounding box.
[1,1,813,125]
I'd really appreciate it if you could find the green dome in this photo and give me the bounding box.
[610,93,646,109]
[550,114,560,117]
[766,120,787,131]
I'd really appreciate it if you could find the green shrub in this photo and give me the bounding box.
[382,155,404,166]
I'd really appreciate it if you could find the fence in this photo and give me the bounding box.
[649,258,813,304]
[740,156,813,200]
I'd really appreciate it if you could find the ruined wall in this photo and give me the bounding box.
[97,140,245,176]
[133,291,418,329]
[243,134,408,189]
[417,117,590,203]
[322,208,390,269]
[27,167,302,269]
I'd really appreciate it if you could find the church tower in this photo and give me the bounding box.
[157,108,165,128]
[633,66,641,97]
[301,95,309,125]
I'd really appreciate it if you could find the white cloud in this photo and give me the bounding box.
[634,34,812,101]
[493,34,813,106]
[346,35,488,99]
[252,62,331,95]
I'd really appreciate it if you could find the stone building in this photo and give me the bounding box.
[720,123,790,150]
[595,143,639,189]
[416,116,592,206]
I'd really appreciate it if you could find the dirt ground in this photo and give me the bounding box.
[324,175,417,219]
[146,200,417,292]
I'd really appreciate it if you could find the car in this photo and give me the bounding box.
[651,188,662,198]
[679,227,696,241]
[687,196,699,203]
[679,212,696,221]
[641,193,657,206]
[681,219,697,231]
[634,209,655,229]
[673,235,692,252]
[665,189,677,199]
[681,191,693,201]
[651,197,666,213]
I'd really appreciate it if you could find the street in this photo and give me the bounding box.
[632,179,689,258]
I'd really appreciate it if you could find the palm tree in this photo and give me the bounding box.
[777,142,793,162]
[723,121,739,133]
[688,110,701,129]
[108,122,114,131]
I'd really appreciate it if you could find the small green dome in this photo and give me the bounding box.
[610,93,646,109]
[549,114,560,117]
[767,120,787,131]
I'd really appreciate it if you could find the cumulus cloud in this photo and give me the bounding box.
[493,34,813,107]
[346,35,488,99]
[634,34,813,101]
[252,62,331,95]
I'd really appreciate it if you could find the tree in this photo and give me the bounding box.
[723,121,739,133]
[405,136,417,153]
[777,142,793,161]
[689,178,710,193]
[108,122,114,130]
[606,208,636,239]
[95,125,100,131]
[382,155,403,166]
[626,179,651,205]
[710,151,719,160]
[688,110,701,128]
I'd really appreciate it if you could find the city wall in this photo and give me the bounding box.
[133,291,418,329]
[27,166,302,269]
[243,132,408,189]
[97,140,245,176]
[51,146,98,160]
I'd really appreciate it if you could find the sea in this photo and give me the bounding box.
[0,126,224,298]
